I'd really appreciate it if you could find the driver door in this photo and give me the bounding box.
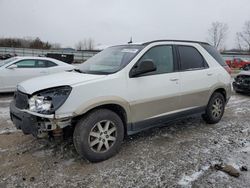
[126,45,181,130]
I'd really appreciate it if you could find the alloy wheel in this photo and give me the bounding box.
[211,98,223,118]
[88,120,117,153]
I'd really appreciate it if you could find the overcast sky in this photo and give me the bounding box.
[0,0,250,49]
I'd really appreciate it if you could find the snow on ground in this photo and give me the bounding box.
[178,166,210,187]
[0,107,9,118]
[0,93,249,187]
[0,95,18,135]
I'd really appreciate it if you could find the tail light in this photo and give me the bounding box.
[223,65,232,75]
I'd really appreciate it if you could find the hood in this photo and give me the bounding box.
[18,71,106,94]
[238,70,250,76]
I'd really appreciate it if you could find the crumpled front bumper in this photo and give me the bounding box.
[233,82,250,93]
[10,101,39,136]
[10,101,72,137]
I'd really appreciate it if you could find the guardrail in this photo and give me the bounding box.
[0,47,100,62]
[2,47,250,62]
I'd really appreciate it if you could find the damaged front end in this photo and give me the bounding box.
[10,86,72,138]
[233,72,250,93]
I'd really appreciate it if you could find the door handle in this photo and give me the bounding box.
[170,78,179,81]
[207,73,213,76]
[40,71,47,74]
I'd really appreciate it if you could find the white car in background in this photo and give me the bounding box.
[0,56,75,92]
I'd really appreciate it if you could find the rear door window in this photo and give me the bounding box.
[36,60,47,68]
[178,46,207,71]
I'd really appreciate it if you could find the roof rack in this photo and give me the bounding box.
[142,40,210,46]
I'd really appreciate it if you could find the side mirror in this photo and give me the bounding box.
[130,59,157,77]
[7,64,17,69]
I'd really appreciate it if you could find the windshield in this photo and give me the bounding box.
[78,45,144,74]
[0,57,18,67]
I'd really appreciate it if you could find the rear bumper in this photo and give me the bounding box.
[233,82,250,93]
[10,101,39,136]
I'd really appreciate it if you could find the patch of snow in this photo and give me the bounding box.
[234,107,249,114]
[62,158,75,166]
[0,148,8,152]
[32,149,54,158]
[201,148,210,154]
[241,144,250,153]
[0,107,10,119]
[0,128,19,135]
[178,166,210,187]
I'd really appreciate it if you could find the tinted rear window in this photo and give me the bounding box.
[201,44,226,66]
[178,46,206,71]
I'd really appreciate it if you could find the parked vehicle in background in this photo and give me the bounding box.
[0,54,15,60]
[241,64,250,71]
[0,56,75,92]
[46,53,74,64]
[233,71,250,93]
[226,58,250,69]
[10,40,231,162]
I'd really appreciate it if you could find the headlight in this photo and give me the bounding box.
[28,86,72,114]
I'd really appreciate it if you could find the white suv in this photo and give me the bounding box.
[10,40,231,162]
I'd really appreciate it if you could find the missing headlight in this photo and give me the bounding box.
[28,86,72,114]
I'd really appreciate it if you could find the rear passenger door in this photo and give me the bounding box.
[127,45,181,124]
[177,45,214,109]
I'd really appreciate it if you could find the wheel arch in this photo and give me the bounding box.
[73,97,131,133]
[207,80,231,104]
[212,88,227,101]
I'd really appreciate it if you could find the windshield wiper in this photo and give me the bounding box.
[84,71,111,75]
[73,68,85,73]
[74,68,111,75]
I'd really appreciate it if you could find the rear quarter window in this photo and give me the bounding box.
[46,61,57,67]
[201,44,226,66]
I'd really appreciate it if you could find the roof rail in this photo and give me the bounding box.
[142,40,210,46]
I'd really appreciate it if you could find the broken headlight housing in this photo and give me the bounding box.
[28,86,72,114]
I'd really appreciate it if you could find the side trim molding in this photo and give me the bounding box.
[127,106,206,135]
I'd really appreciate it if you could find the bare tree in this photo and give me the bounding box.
[236,32,243,51]
[51,43,61,49]
[86,38,95,50]
[75,41,84,51]
[0,37,52,49]
[237,21,250,51]
[207,22,228,50]
[75,38,95,51]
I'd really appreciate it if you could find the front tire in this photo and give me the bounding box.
[202,92,225,124]
[73,109,124,162]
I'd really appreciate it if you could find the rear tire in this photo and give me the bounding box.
[202,92,225,124]
[73,109,124,162]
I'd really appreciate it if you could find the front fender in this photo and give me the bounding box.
[73,96,132,123]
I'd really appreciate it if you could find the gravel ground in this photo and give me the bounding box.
[0,92,249,188]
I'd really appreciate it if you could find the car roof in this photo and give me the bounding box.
[114,40,210,48]
[14,56,71,66]
[15,56,56,61]
[142,40,210,46]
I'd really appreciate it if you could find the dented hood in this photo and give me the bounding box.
[17,71,106,94]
